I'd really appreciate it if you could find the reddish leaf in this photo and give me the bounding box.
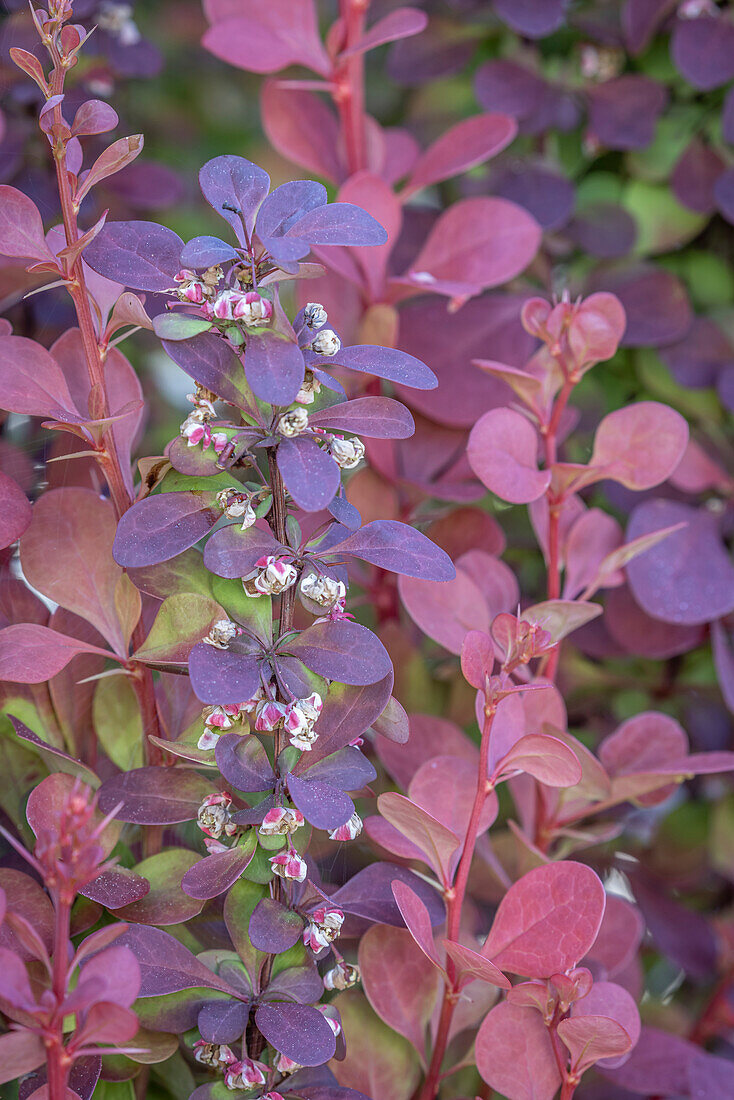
[377,791,460,886]
[571,980,640,1068]
[98,767,217,824]
[558,1015,632,1074]
[391,881,442,970]
[359,923,440,1061]
[398,568,489,654]
[0,335,81,422]
[468,407,550,504]
[203,0,330,76]
[181,843,256,900]
[0,624,112,683]
[261,82,342,183]
[0,187,54,262]
[476,1001,561,1100]
[590,402,689,490]
[0,472,31,549]
[484,862,606,978]
[404,114,517,196]
[494,734,582,788]
[409,755,497,841]
[0,1032,46,1085]
[442,940,510,990]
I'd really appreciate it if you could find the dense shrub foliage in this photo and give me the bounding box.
[0,2,733,1100]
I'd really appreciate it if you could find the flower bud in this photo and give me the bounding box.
[275,1052,301,1076]
[303,906,345,953]
[223,1057,268,1090]
[323,960,360,991]
[210,289,240,321]
[270,847,308,882]
[254,698,286,732]
[242,555,298,597]
[233,291,273,326]
[329,436,365,470]
[211,431,229,456]
[304,302,328,329]
[284,692,323,752]
[329,812,363,842]
[203,618,240,649]
[259,806,305,836]
[300,571,345,611]
[197,792,234,839]
[295,370,321,406]
[173,269,206,304]
[217,488,257,529]
[277,407,309,438]
[318,1005,342,1037]
[311,329,341,356]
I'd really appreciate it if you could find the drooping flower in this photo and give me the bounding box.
[311,329,341,356]
[329,435,365,470]
[173,268,206,304]
[242,555,298,597]
[329,812,363,842]
[193,1041,237,1069]
[300,571,345,611]
[196,792,236,839]
[323,960,360,991]
[270,847,308,882]
[217,487,256,529]
[295,369,321,405]
[303,906,345,953]
[277,407,309,437]
[303,302,328,329]
[202,618,241,649]
[284,692,323,752]
[254,697,286,732]
[275,1052,301,1076]
[223,1056,268,1090]
[259,806,304,836]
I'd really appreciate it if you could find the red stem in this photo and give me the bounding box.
[46,893,72,1100]
[541,375,575,683]
[334,0,368,175]
[419,704,496,1100]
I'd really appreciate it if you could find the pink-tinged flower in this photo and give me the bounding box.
[284,692,323,752]
[203,618,240,650]
[317,1004,342,1037]
[329,435,365,470]
[211,431,228,456]
[243,555,298,597]
[173,269,206,304]
[259,806,304,836]
[303,302,328,329]
[233,291,273,326]
[270,848,308,882]
[204,703,244,730]
[295,369,321,405]
[328,812,362,842]
[303,906,344,953]
[197,727,221,751]
[204,836,229,854]
[254,698,286,732]
[211,289,240,321]
[491,612,554,668]
[223,1056,268,1089]
[275,1052,301,1075]
[185,385,217,417]
[216,488,257,529]
[197,792,235,839]
[323,960,360,991]
[193,1040,236,1068]
[264,1094,285,1100]
[348,736,364,749]
[97,1,142,46]
[180,409,210,447]
[241,685,266,714]
[277,407,309,437]
[311,329,341,356]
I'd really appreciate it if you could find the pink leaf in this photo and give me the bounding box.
[398,569,489,655]
[568,292,627,369]
[397,197,541,300]
[203,0,330,76]
[585,895,644,976]
[261,81,342,182]
[558,1015,632,1074]
[341,8,428,58]
[563,509,623,600]
[599,712,688,779]
[409,755,497,841]
[0,335,82,422]
[377,791,460,887]
[461,630,494,689]
[359,923,440,1062]
[521,599,603,644]
[0,471,31,549]
[571,979,640,1068]
[75,136,144,205]
[494,733,582,788]
[484,861,606,978]
[0,186,55,262]
[404,113,517,196]
[476,1001,561,1100]
[442,939,510,990]
[391,880,443,970]
[590,402,689,489]
[0,624,112,683]
[0,1031,46,1085]
[468,407,550,504]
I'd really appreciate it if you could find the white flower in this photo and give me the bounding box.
[284,692,322,752]
[259,806,305,836]
[216,488,256,529]
[242,555,298,597]
[303,906,344,953]
[323,960,360,990]
[295,370,321,405]
[300,571,346,610]
[304,302,328,329]
[330,436,365,470]
[329,812,363,842]
[197,793,235,839]
[277,408,309,437]
[311,329,341,356]
[202,619,240,649]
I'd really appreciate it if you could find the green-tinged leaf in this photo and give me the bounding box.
[624,180,705,256]
[151,1051,196,1099]
[625,108,702,182]
[333,990,421,1100]
[240,842,276,885]
[93,675,143,771]
[115,849,204,925]
[153,314,213,341]
[133,594,225,665]
[635,349,723,422]
[129,549,215,601]
[160,469,236,494]
[271,939,309,977]
[210,575,272,645]
[134,988,225,1034]
[125,1027,180,1065]
[0,719,49,839]
[224,877,268,983]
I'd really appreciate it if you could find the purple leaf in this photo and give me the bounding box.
[493,0,568,37]
[688,1050,734,1099]
[587,75,667,150]
[244,332,306,406]
[297,747,377,790]
[309,397,414,439]
[257,180,326,239]
[293,676,393,765]
[204,523,281,578]
[199,155,270,243]
[332,863,445,927]
[626,500,734,625]
[0,186,54,262]
[162,332,253,410]
[182,844,256,900]
[567,202,636,258]
[493,165,575,231]
[198,999,250,1043]
[255,1002,336,1066]
[598,1026,697,1095]
[285,620,391,685]
[598,265,692,347]
[277,436,340,512]
[264,964,323,1005]
[287,772,354,830]
[215,732,276,793]
[189,643,262,704]
[286,203,386,248]
[327,520,454,580]
[180,235,240,267]
[81,867,150,908]
[113,491,221,567]
[116,924,242,997]
[330,345,437,390]
[250,898,304,953]
[97,766,217,824]
[84,221,184,292]
[671,13,734,90]
[328,496,361,529]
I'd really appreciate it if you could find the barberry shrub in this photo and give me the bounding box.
[0,2,733,1100]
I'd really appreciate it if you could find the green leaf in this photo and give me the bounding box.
[115,849,204,925]
[223,876,267,982]
[210,574,272,645]
[333,990,421,1100]
[153,313,213,341]
[128,549,215,601]
[93,675,143,771]
[133,594,225,665]
[623,180,705,256]
[160,469,235,494]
